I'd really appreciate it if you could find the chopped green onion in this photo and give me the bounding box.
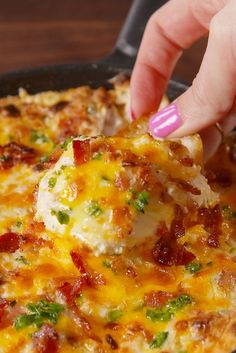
[61,136,73,150]
[149,331,168,349]
[146,294,193,322]
[48,177,57,189]
[102,259,112,268]
[108,309,123,322]
[185,261,202,274]
[86,200,103,217]
[16,256,30,265]
[51,210,70,224]
[146,308,172,322]
[92,152,103,160]
[129,191,149,213]
[15,300,64,330]
[30,131,48,144]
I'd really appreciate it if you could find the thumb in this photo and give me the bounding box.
[148,1,236,143]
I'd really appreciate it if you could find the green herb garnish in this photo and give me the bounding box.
[30,131,48,144]
[86,200,103,217]
[149,331,168,349]
[108,309,123,322]
[146,294,193,322]
[129,191,149,213]
[103,259,112,268]
[15,300,64,330]
[185,261,202,274]
[48,177,57,189]
[40,155,49,163]
[16,256,30,265]
[222,204,236,220]
[92,152,103,160]
[146,308,172,322]
[51,210,70,224]
[15,220,22,228]
[60,136,73,150]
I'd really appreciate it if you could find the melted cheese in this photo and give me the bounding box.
[36,134,217,255]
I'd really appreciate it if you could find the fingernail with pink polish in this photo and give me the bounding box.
[148,103,182,138]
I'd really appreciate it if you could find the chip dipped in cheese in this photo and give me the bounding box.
[36,134,218,255]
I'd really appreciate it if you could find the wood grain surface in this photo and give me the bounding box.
[0,0,207,84]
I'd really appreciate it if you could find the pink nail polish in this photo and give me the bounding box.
[148,103,182,138]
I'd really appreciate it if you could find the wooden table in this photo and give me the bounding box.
[0,0,207,84]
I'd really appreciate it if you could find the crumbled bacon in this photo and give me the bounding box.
[152,237,195,266]
[125,266,137,278]
[0,232,21,253]
[58,276,89,304]
[217,269,236,292]
[105,334,118,350]
[0,297,8,325]
[198,205,222,248]
[1,104,21,117]
[177,180,201,195]
[51,100,69,112]
[152,207,195,266]
[73,140,91,165]
[144,290,174,308]
[0,142,36,169]
[70,251,87,274]
[170,204,185,239]
[70,250,106,286]
[179,157,194,167]
[33,324,59,353]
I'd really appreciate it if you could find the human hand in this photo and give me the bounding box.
[130,0,236,158]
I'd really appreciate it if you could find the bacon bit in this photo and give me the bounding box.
[33,324,59,353]
[70,306,91,332]
[143,291,174,308]
[111,207,133,238]
[152,237,195,266]
[179,157,193,167]
[175,320,188,332]
[115,172,130,191]
[0,232,21,253]
[70,250,106,286]
[170,204,185,239]
[2,104,21,117]
[177,180,201,195]
[73,140,91,165]
[198,205,222,248]
[0,297,8,326]
[105,334,118,350]
[153,208,195,266]
[58,276,89,304]
[51,100,69,112]
[0,142,36,169]
[126,266,137,278]
[217,269,236,292]
[104,322,120,330]
[127,323,153,341]
[169,142,182,152]
[70,251,87,274]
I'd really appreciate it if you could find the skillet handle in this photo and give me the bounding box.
[103,0,167,68]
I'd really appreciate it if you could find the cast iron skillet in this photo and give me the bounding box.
[0,0,187,101]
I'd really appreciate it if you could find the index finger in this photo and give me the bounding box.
[130,0,227,118]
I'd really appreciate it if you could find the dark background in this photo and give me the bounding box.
[0,0,207,83]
